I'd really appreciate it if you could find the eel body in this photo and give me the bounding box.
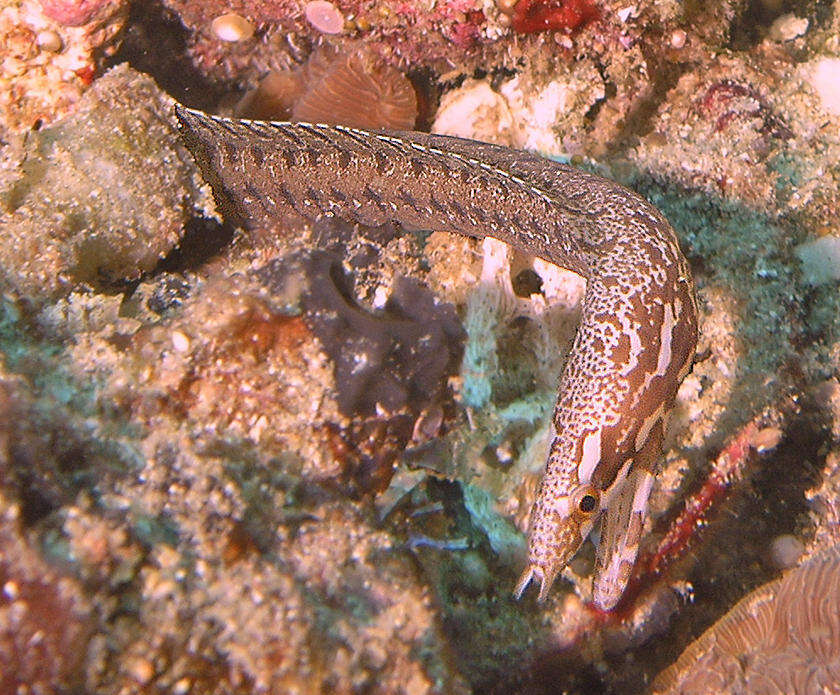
[175,105,698,611]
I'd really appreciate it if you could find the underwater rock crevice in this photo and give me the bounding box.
[105,0,234,109]
[151,215,236,276]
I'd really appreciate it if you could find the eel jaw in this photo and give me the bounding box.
[513,514,588,602]
[513,562,562,602]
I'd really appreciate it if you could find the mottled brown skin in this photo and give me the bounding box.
[175,106,698,610]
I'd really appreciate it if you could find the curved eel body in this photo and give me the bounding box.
[175,106,698,611]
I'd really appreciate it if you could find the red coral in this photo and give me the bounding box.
[511,0,599,34]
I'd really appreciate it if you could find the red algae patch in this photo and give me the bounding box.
[0,500,94,694]
[511,0,599,34]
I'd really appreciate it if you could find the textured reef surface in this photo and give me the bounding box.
[2,0,840,693]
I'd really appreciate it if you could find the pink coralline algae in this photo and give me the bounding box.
[38,0,123,26]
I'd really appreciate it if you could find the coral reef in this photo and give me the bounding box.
[0,0,129,134]
[2,0,840,692]
[432,62,605,153]
[652,547,840,694]
[0,65,472,692]
[157,0,510,83]
[152,0,737,108]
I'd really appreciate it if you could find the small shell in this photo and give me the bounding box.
[36,30,63,53]
[304,1,345,34]
[210,13,254,42]
[171,330,191,354]
[769,534,804,569]
[669,29,686,49]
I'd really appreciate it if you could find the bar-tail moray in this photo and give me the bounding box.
[175,105,699,611]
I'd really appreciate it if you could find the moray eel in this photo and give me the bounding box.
[175,105,699,611]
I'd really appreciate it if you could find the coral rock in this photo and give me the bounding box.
[0,0,128,133]
[0,64,215,301]
[0,499,94,694]
[653,547,840,694]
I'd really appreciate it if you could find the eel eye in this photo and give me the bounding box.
[572,485,600,516]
